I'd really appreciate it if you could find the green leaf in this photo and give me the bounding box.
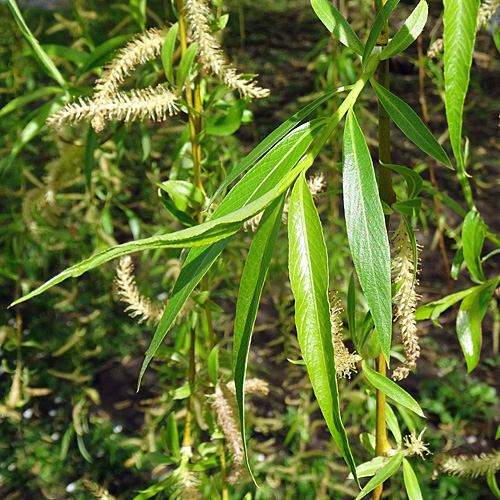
[166,413,181,460]
[208,345,219,387]
[158,193,197,227]
[177,42,198,88]
[3,98,62,173]
[487,471,500,499]
[362,0,400,65]
[381,162,423,200]
[443,0,480,170]
[462,210,486,283]
[84,125,97,190]
[310,0,364,55]
[343,109,392,361]
[362,361,425,417]
[354,452,404,500]
[403,459,424,500]
[347,271,356,340]
[380,0,428,60]
[155,180,205,210]
[288,172,358,484]
[129,0,147,30]
[393,198,422,217]
[0,87,63,119]
[137,121,325,387]
[40,45,87,66]
[350,456,386,478]
[494,24,500,54]
[78,35,130,76]
[371,80,452,168]
[496,422,500,440]
[416,277,500,322]
[211,86,350,203]
[457,289,482,373]
[206,100,245,136]
[6,0,68,90]
[162,24,178,86]
[234,194,285,484]
[451,247,464,279]
[386,403,402,447]
[422,182,467,217]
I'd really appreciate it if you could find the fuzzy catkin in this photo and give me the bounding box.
[391,219,421,381]
[438,449,500,478]
[211,385,245,484]
[115,256,165,325]
[184,0,269,99]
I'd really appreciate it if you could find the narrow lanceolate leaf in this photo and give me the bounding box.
[381,163,423,200]
[288,173,358,485]
[371,80,452,169]
[162,23,179,86]
[362,0,400,65]
[234,194,286,484]
[354,452,404,500]
[137,121,325,387]
[403,459,424,500]
[457,289,482,373]
[416,276,500,322]
[343,109,392,361]
[362,361,425,417]
[211,88,347,203]
[12,121,324,311]
[444,0,480,169]
[6,0,68,90]
[462,210,486,283]
[310,0,364,55]
[380,0,428,60]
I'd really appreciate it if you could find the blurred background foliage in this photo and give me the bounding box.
[1,0,500,498]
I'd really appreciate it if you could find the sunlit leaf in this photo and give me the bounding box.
[289,172,358,484]
[462,210,485,283]
[371,79,452,168]
[310,0,364,55]
[403,459,424,500]
[343,109,392,360]
[234,194,285,484]
[444,0,480,169]
[362,361,425,417]
[380,0,428,60]
[162,23,178,86]
[354,452,404,500]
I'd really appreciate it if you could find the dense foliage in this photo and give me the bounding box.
[2,0,500,499]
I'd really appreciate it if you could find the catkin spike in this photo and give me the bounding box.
[391,219,422,381]
[184,0,269,99]
[438,449,500,478]
[115,256,165,325]
[47,85,180,132]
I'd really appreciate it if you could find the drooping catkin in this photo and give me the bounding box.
[82,479,117,500]
[391,219,422,381]
[211,385,245,484]
[115,256,165,325]
[437,449,500,478]
[330,292,361,379]
[184,0,269,99]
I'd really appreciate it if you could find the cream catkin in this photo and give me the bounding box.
[391,219,422,381]
[438,449,500,478]
[183,0,269,99]
[330,292,361,378]
[211,385,245,484]
[115,256,165,325]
